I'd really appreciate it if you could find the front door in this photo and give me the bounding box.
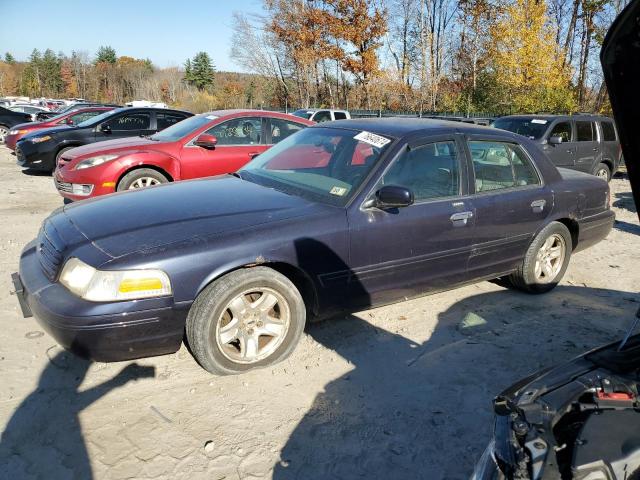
[180,117,268,179]
[543,120,576,167]
[465,138,553,279]
[347,137,475,307]
[96,111,154,141]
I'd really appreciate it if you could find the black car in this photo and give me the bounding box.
[494,114,622,181]
[13,118,613,375]
[15,107,193,172]
[0,106,32,144]
[35,103,122,121]
[472,1,640,478]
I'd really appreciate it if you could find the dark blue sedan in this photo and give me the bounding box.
[13,119,614,374]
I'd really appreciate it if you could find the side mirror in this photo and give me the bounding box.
[370,185,414,209]
[194,133,218,149]
[548,136,563,145]
[100,124,111,133]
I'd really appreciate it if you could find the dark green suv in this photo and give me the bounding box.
[494,114,621,181]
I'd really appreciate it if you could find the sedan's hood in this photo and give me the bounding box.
[65,137,157,160]
[11,122,45,131]
[22,125,74,138]
[62,175,324,258]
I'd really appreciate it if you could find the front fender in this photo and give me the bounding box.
[117,151,181,180]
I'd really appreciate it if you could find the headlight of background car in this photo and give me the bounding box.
[30,135,52,143]
[59,258,172,301]
[9,129,29,135]
[74,154,119,170]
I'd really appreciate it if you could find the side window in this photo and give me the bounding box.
[549,122,572,142]
[470,141,540,193]
[269,118,305,144]
[333,111,347,120]
[105,112,151,131]
[380,141,460,201]
[601,121,617,142]
[313,111,332,123]
[157,113,186,130]
[205,118,262,145]
[69,111,100,124]
[576,121,594,142]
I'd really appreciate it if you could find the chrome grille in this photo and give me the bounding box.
[54,178,73,193]
[37,222,65,281]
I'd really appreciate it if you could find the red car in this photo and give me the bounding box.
[54,110,314,201]
[5,107,114,151]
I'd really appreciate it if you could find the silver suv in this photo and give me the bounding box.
[494,114,621,181]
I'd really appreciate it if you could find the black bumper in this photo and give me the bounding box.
[15,244,189,362]
[15,140,57,172]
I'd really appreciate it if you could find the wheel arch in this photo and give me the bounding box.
[195,260,320,317]
[553,217,579,251]
[116,163,174,189]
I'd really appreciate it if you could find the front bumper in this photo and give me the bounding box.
[54,165,117,201]
[5,132,21,150]
[15,139,57,171]
[14,241,189,361]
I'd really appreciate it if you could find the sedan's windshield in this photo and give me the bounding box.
[76,109,122,128]
[292,109,314,120]
[150,115,215,142]
[493,118,549,140]
[240,126,392,206]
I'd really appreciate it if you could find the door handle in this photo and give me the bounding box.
[450,211,473,227]
[592,147,599,152]
[248,152,260,159]
[531,199,546,213]
[566,150,574,154]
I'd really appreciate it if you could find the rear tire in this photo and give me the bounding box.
[508,221,572,294]
[594,163,611,182]
[186,267,306,375]
[117,168,168,191]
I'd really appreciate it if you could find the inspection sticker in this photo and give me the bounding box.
[206,115,219,120]
[531,119,548,124]
[330,186,348,196]
[354,131,391,148]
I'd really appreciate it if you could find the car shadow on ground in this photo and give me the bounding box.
[614,219,640,235]
[20,168,52,177]
[0,348,154,479]
[613,190,637,213]
[272,239,638,479]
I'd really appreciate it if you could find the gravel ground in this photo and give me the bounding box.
[0,144,638,480]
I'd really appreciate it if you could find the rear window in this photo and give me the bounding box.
[157,112,186,130]
[600,121,617,142]
[576,121,595,142]
[334,111,347,120]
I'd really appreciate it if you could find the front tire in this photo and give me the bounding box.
[55,147,75,169]
[0,125,8,144]
[117,168,168,191]
[508,221,572,294]
[186,267,306,375]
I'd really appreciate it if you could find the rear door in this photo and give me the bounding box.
[598,119,620,172]
[311,110,332,123]
[543,120,576,166]
[465,137,553,279]
[179,117,267,179]
[574,120,599,173]
[347,136,475,306]
[266,117,307,145]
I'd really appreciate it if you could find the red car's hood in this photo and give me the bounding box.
[11,121,55,131]
[64,137,159,160]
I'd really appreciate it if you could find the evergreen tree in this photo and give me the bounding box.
[184,58,193,84]
[4,52,15,64]
[95,46,117,64]
[187,52,215,91]
[41,49,63,95]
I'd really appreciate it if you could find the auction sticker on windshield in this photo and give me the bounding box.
[531,119,548,124]
[330,186,348,196]
[354,131,391,148]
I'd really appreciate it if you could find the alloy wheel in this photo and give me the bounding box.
[596,168,609,180]
[128,177,161,189]
[214,288,291,364]
[534,234,566,284]
[0,126,8,144]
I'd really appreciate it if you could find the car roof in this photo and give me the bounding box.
[314,117,502,138]
[499,114,614,122]
[196,109,314,124]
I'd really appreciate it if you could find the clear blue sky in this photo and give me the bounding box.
[0,0,264,71]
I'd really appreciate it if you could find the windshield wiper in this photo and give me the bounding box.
[228,171,243,180]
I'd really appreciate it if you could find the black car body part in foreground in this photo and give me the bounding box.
[471,324,640,480]
[0,106,32,144]
[14,107,192,172]
[13,119,614,375]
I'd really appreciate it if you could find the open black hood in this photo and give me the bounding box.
[601,0,640,220]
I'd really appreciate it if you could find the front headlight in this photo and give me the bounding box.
[9,129,28,135]
[75,154,119,170]
[30,135,52,143]
[59,258,172,301]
